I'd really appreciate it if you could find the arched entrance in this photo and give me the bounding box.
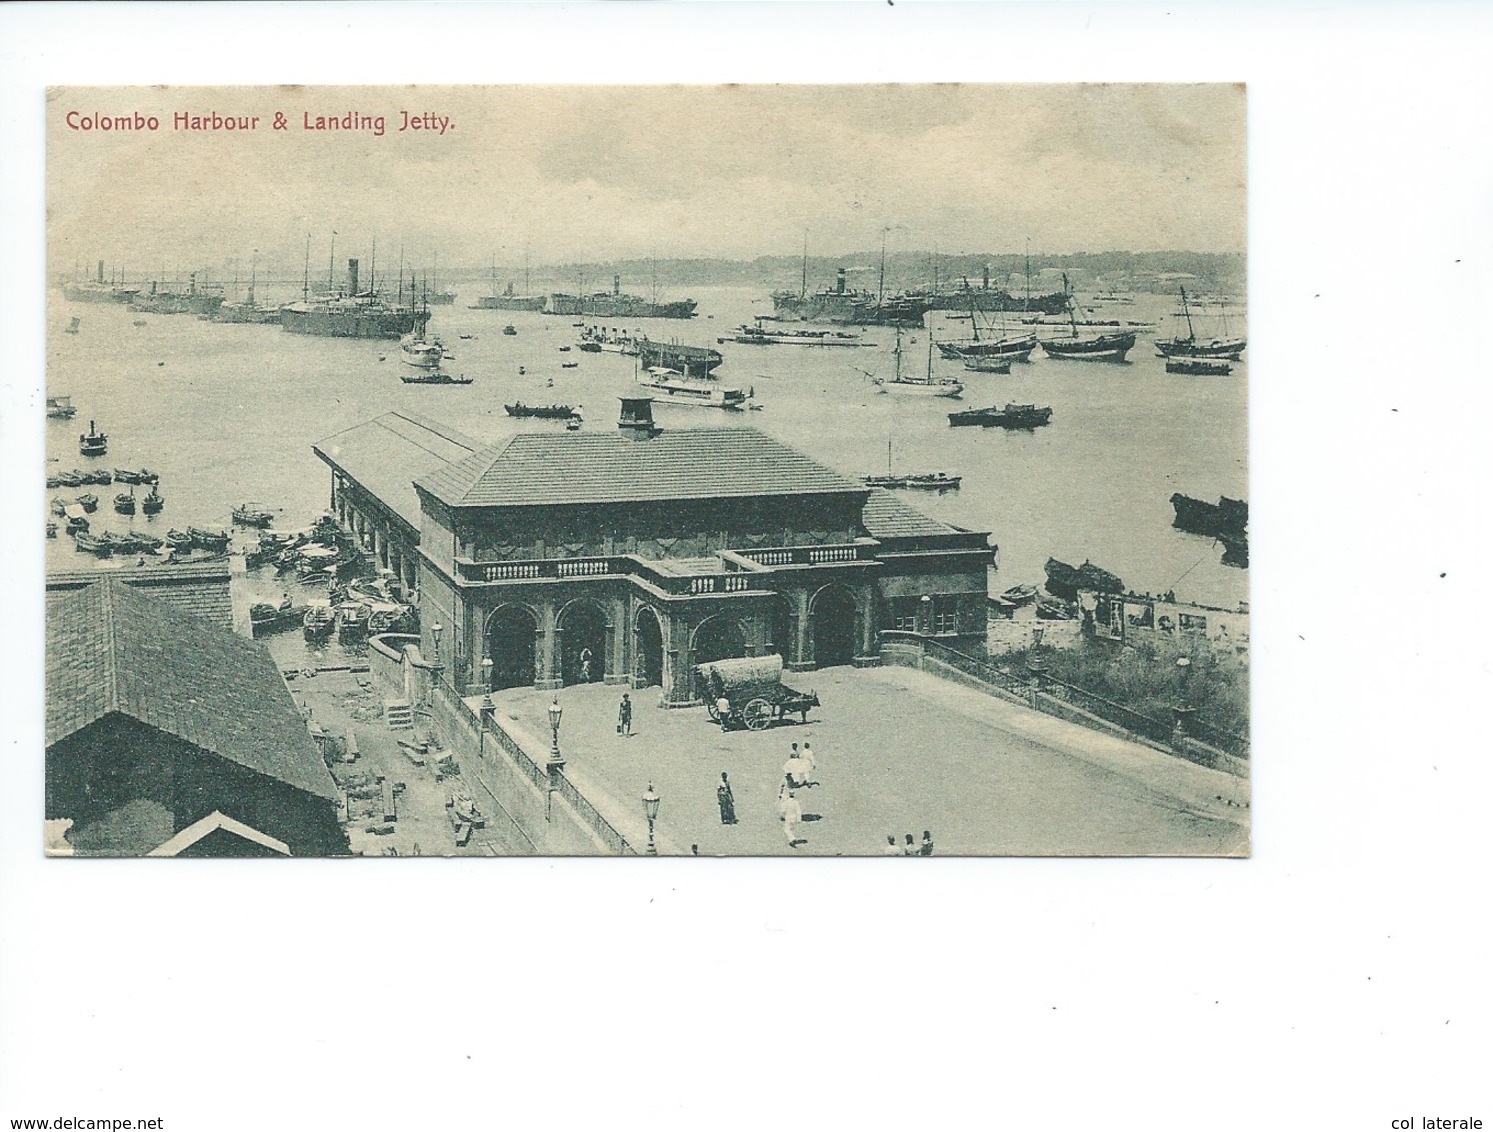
[634,606,664,688]
[691,615,747,699]
[558,600,607,685]
[810,585,858,669]
[487,604,538,690]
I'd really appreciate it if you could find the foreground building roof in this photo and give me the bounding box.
[314,411,479,530]
[46,578,337,801]
[46,563,234,633]
[416,427,866,509]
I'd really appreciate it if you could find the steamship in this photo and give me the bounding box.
[279,258,429,340]
[62,261,139,304]
[126,274,225,317]
[547,275,697,320]
[771,268,931,327]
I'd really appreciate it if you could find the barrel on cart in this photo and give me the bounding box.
[699,654,819,731]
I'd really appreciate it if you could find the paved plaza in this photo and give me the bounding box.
[483,665,1250,857]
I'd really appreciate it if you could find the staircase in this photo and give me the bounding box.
[384,699,414,731]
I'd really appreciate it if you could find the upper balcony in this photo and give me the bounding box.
[453,539,881,596]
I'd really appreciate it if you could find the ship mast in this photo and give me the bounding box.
[249,249,257,307]
[800,232,808,301]
[1179,285,1196,341]
[301,234,310,301]
[1024,237,1032,313]
[329,232,336,293]
[369,236,376,298]
[877,229,888,304]
[398,245,405,307]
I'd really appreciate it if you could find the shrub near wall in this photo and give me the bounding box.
[996,637,1249,742]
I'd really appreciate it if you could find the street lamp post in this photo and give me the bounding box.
[478,657,494,757]
[1026,624,1046,704]
[641,782,661,856]
[920,593,933,636]
[1171,656,1195,741]
[543,697,564,819]
[431,622,443,666]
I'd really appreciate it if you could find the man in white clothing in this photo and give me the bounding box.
[780,790,803,847]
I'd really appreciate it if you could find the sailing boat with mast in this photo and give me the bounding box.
[939,295,1038,365]
[878,327,964,398]
[1155,285,1246,360]
[1039,274,1137,361]
[862,437,961,492]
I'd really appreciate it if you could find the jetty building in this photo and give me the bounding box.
[316,400,994,706]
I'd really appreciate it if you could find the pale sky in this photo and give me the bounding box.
[47,84,1244,277]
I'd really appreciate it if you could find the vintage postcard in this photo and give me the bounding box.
[44,84,1248,857]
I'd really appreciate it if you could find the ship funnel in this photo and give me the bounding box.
[836,268,847,294]
[347,258,360,295]
[189,272,197,294]
[613,274,621,296]
[97,260,105,284]
[618,396,659,439]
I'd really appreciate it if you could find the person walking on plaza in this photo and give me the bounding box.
[920,830,934,856]
[883,834,902,856]
[903,833,918,856]
[783,744,815,790]
[798,742,819,786]
[579,647,593,683]
[716,772,738,825]
[781,789,803,848]
[618,692,633,737]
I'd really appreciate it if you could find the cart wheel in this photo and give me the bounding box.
[743,699,773,731]
[705,698,721,722]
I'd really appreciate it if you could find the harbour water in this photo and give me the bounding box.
[45,283,1247,668]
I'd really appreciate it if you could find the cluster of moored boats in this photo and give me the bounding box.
[990,496,1247,622]
[986,558,1126,622]
[1170,493,1248,568]
[67,524,228,560]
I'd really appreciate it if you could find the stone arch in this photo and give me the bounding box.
[485,603,539,690]
[633,604,664,689]
[809,583,859,669]
[557,597,608,686]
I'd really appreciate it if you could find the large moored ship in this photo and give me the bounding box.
[771,268,930,327]
[279,258,428,340]
[547,275,697,320]
[62,261,138,304]
[127,273,225,316]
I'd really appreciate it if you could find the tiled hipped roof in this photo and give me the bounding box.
[416,428,865,508]
[46,579,337,801]
[859,488,960,539]
[314,411,479,529]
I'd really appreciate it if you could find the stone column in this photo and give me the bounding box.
[785,588,812,671]
[854,584,882,667]
[536,602,562,690]
[603,598,629,685]
[664,612,693,706]
[463,606,489,696]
